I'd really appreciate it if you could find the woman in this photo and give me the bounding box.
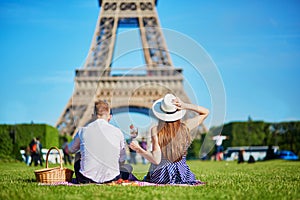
[129,93,209,184]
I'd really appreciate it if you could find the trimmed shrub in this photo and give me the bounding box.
[0,125,13,159]
[187,139,201,160]
[0,124,60,160]
[209,121,300,157]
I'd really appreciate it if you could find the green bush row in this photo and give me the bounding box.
[2,121,299,161]
[209,121,300,156]
[0,124,60,160]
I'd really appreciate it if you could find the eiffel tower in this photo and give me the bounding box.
[56,0,195,136]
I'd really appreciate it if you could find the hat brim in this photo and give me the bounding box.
[152,98,186,122]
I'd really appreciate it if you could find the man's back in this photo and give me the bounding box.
[79,119,126,183]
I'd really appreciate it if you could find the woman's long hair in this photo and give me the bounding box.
[157,120,191,162]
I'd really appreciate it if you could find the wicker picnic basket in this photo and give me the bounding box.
[34,146,74,183]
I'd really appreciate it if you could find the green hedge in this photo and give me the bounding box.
[209,121,300,157]
[0,124,59,160]
[0,125,14,159]
[45,125,60,148]
[187,139,202,160]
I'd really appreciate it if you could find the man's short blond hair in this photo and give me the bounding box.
[94,100,110,117]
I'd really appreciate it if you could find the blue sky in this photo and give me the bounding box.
[0,0,299,131]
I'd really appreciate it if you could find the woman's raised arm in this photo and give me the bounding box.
[172,97,209,131]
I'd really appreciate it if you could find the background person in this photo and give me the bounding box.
[36,137,43,166]
[29,137,38,166]
[139,137,147,164]
[128,124,138,165]
[264,145,276,160]
[238,149,245,164]
[212,135,228,161]
[24,145,31,166]
[62,137,72,165]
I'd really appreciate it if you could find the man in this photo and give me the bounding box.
[62,137,72,165]
[212,135,228,161]
[36,137,43,166]
[29,137,38,166]
[66,100,132,184]
[128,124,138,165]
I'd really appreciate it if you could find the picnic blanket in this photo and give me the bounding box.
[38,179,205,187]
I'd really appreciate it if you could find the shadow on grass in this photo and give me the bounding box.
[20,178,36,183]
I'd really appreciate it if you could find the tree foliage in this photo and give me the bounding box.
[208,121,300,156]
[0,125,14,159]
[0,124,59,160]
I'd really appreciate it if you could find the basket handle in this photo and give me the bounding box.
[45,146,63,169]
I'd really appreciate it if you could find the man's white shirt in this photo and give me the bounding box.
[68,119,126,183]
[212,135,227,146]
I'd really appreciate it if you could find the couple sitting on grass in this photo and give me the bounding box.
[65,93,209,184]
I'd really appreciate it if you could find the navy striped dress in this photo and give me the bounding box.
[146,156,198,185]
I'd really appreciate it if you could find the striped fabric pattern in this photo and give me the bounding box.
[148,156,199,185]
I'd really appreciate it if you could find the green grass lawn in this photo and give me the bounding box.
[0,160,299,200]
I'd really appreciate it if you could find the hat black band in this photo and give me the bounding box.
[165,110,178,114]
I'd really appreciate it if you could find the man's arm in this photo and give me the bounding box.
[66,129,81,154]
[119,140,127,165]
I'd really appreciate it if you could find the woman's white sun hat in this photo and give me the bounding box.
[152,93,186,122]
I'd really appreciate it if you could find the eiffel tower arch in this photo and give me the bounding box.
[56,0,196,136]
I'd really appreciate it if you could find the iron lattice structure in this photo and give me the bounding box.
[56,0,194,136]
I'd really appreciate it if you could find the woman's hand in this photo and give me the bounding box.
[172,97,187,110]
[129,141,143,153]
